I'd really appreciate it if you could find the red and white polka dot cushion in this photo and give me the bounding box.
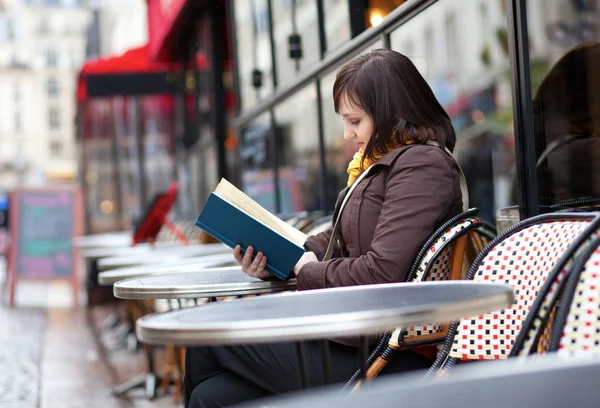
[449,221,591,360]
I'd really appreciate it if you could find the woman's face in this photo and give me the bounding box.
[338,94,374,153]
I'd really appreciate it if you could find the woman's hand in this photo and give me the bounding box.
[233,245,272,279]
[293,251,318,276]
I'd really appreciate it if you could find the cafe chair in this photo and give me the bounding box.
[510,224,600,357]
[424,213,600,379]
[496,197,600,234]
[551,197,600,213]
[293,211,326,232]
[344,208,484,390]
[548,234,600,357]
[463,222,496,279]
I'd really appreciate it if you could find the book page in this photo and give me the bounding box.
[214,179,307,247]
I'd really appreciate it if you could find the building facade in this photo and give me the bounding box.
[76,0,600,233]
[0,0,92,189]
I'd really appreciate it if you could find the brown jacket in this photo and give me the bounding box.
[298,144,464,290]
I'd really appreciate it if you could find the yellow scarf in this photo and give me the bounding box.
[346,142,405,186]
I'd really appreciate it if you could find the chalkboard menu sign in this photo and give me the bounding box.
[8,187,83,306]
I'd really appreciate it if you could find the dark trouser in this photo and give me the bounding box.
[184,341,431,408]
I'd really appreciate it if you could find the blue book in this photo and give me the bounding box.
[195,179,307,280]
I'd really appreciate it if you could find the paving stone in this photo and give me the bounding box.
[0,307,46,407]
[0,303,175,408]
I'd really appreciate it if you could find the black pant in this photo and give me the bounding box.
[184,341,431,408]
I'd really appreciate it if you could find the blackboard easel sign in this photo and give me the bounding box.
[7,186,83,307]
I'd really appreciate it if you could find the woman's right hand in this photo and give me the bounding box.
[233,245,272,279]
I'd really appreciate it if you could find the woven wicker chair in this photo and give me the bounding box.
[547,234,600,356]
[463,223,496,279]
[551,197,600,213]
[510,220,600,357]
[423,213,600,378]
[344,208,484,390]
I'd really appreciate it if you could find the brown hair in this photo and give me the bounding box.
[333,49,456,165]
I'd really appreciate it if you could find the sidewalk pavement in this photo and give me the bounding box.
[0,259,178,408]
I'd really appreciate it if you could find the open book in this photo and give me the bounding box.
[195,179,307,279]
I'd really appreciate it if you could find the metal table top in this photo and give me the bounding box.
[98,253,237,286]
[114,267,297,299]
[73,232,132,249]
[97,244,230,270]
[136,281,513,346]
[81,241,189,260]
[240,356,600,408]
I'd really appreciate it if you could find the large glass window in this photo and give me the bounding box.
[526,0,600,209]
[82,100,120,233]
[233,0,275,110]
[389,0,516,226]
[271,0,321,87]
[112,97,141,226]
[239,113,280,213]
[323,0,351,53]
[274,85,320,213]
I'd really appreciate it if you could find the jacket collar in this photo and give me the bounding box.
[371,144,416,168]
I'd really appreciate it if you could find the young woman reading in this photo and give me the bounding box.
[185,49,465,408]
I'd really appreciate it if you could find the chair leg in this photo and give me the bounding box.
[159,345,175,394]
[351,329,401,392]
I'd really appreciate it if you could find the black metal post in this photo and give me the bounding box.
[316,0,327,58]
[191,34,207,206]
[209,4,228,181]
[315,80,329,213]
[266,0,279,88]
[108,101,124,228]
[269,109,282,214]
[266,0,282,213]
[133,97,148,204]
[225,0,241,115]
[359,335,369,382]
[76,102,92,233]
[506,0,539,219]
[314,0,330,214]
[348,0,366,38]
[383,33,391,49]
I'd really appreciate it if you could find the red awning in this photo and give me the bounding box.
[77,45,176,102]
[147,0,189,62]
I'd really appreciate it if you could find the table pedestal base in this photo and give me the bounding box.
[113,372,160,399]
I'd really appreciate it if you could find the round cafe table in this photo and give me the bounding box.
[135,281,512,346]
[73,231,132,249]
[81,241,190,261]
[238,354,600,408]
[98,253,237,286]
[113,266,297,299]
[97,243,230,271]
[135,281,512,389]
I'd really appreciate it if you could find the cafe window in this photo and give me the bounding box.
[49,107,60,129]
[526,0,600,209]
[233,0,275,111]
[240,113,279,213]
[323,0,351,53]
[49,140,63,158]
[47,78,59,96]
[273,85,320,213]
[271,0,321,87]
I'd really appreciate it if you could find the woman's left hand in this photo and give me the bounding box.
[233,245,272,279]
[293,251,318,276]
